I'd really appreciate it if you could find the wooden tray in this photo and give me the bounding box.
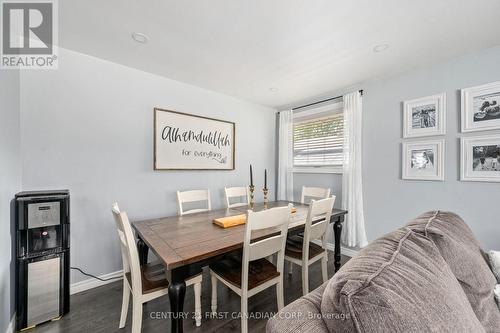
[213,207,297,228]
[213,214,246,228]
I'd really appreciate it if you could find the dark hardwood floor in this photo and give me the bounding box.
[31,253,350,333]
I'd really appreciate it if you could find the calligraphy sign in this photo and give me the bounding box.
[154,108,235,170]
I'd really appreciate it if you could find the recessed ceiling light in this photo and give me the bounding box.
[131,32,149,44]
[373,44,389,53]
[269,87,278,92]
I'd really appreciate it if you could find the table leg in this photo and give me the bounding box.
[137,237,149,265]
[333,215,344,272]
[169,281,186,333]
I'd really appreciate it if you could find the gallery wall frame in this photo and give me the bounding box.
[154,108,235,170]
[402,139,445,181]
[461,135,500,182]
[403,93,446,138]
[461,81,500,133]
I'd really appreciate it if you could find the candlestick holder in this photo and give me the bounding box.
[249,185,255,209]
[263,187,269,209]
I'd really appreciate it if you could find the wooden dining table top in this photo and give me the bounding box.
[132,200,347,270]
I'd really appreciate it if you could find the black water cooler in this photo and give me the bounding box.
[15,190,70,330]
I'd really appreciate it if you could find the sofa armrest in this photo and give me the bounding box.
[266,297,329,333]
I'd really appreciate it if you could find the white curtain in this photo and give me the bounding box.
[277,110,294,201]
[341,91,368,248]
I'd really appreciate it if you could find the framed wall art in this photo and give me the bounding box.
[461,135,500,182]
[402,139,445,181]
[403,93,446,138]
[154,108,235,170]
[461,81,500,132]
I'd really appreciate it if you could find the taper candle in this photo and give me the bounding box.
[264,169,267,189]
[250,164,253,187]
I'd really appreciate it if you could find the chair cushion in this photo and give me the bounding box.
[406,211,500,330]
[210,256,280,290]
[125,261,169,294]
[285,237,325,260]
[321,228,485,333]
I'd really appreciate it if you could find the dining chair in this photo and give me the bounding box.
[285,196,335,295]
[177,189,212,216]
[224,186,250,208]
[209,204,292,333]
[287,186,332,274]
[111,203,203,332]
[300,186,331,204]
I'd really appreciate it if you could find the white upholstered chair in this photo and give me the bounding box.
[224,186,250,208]
[209,204,292,333]
[176,189,211,216]
[111,203,203,332]
[285,196,335,295]
[300,186,331,204]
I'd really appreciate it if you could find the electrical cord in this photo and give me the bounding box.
[71,267,121,282]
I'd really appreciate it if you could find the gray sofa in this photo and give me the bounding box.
[267,211,500,333]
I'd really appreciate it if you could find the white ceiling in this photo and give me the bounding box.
[60,0,500,108]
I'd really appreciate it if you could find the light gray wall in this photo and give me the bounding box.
[293,173,342,243]
[0,70,20,332]
[292,173,342,208]
[362,45,500,250]
[285,45,500,251]
[20,48,276,283]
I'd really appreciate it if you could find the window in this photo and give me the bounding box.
[293,106,344,172]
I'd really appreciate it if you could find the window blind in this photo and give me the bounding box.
[293,113,344,167]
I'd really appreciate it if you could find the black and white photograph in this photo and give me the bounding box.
[412,104,436,129]
[462,81,500,132]
[473,92,500,122]
[461,135,500,182]
[410,149,434,170]
[403,140,444,181]
[472,144,500,171]
[403,93,446,138]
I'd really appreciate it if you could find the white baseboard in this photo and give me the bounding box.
[310,240,359,258]
[68,244,358,297]
[324,242,359,257]
[5,314,15,333]
[70,269,123,295]
[339,246,359,258]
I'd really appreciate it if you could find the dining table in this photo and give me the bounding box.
[132,200,347,333]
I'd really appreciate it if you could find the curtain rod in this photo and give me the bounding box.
[291,89,364,111]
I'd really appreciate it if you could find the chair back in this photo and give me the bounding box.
[301,186,331,204]
[224,186,250,208]
[303,196,336,254]
[241,205,292,290]
[177,189,212,216]
[112,203,143,294]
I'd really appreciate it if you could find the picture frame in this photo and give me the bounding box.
[403,93,446,138]
[461,81,500,133]
[154,108,235,170]
[402,139,445,181]
[460,135,500,182]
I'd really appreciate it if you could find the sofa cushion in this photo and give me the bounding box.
[266,283,330,333]
[406,211,500,330]
[321,228,485,333]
